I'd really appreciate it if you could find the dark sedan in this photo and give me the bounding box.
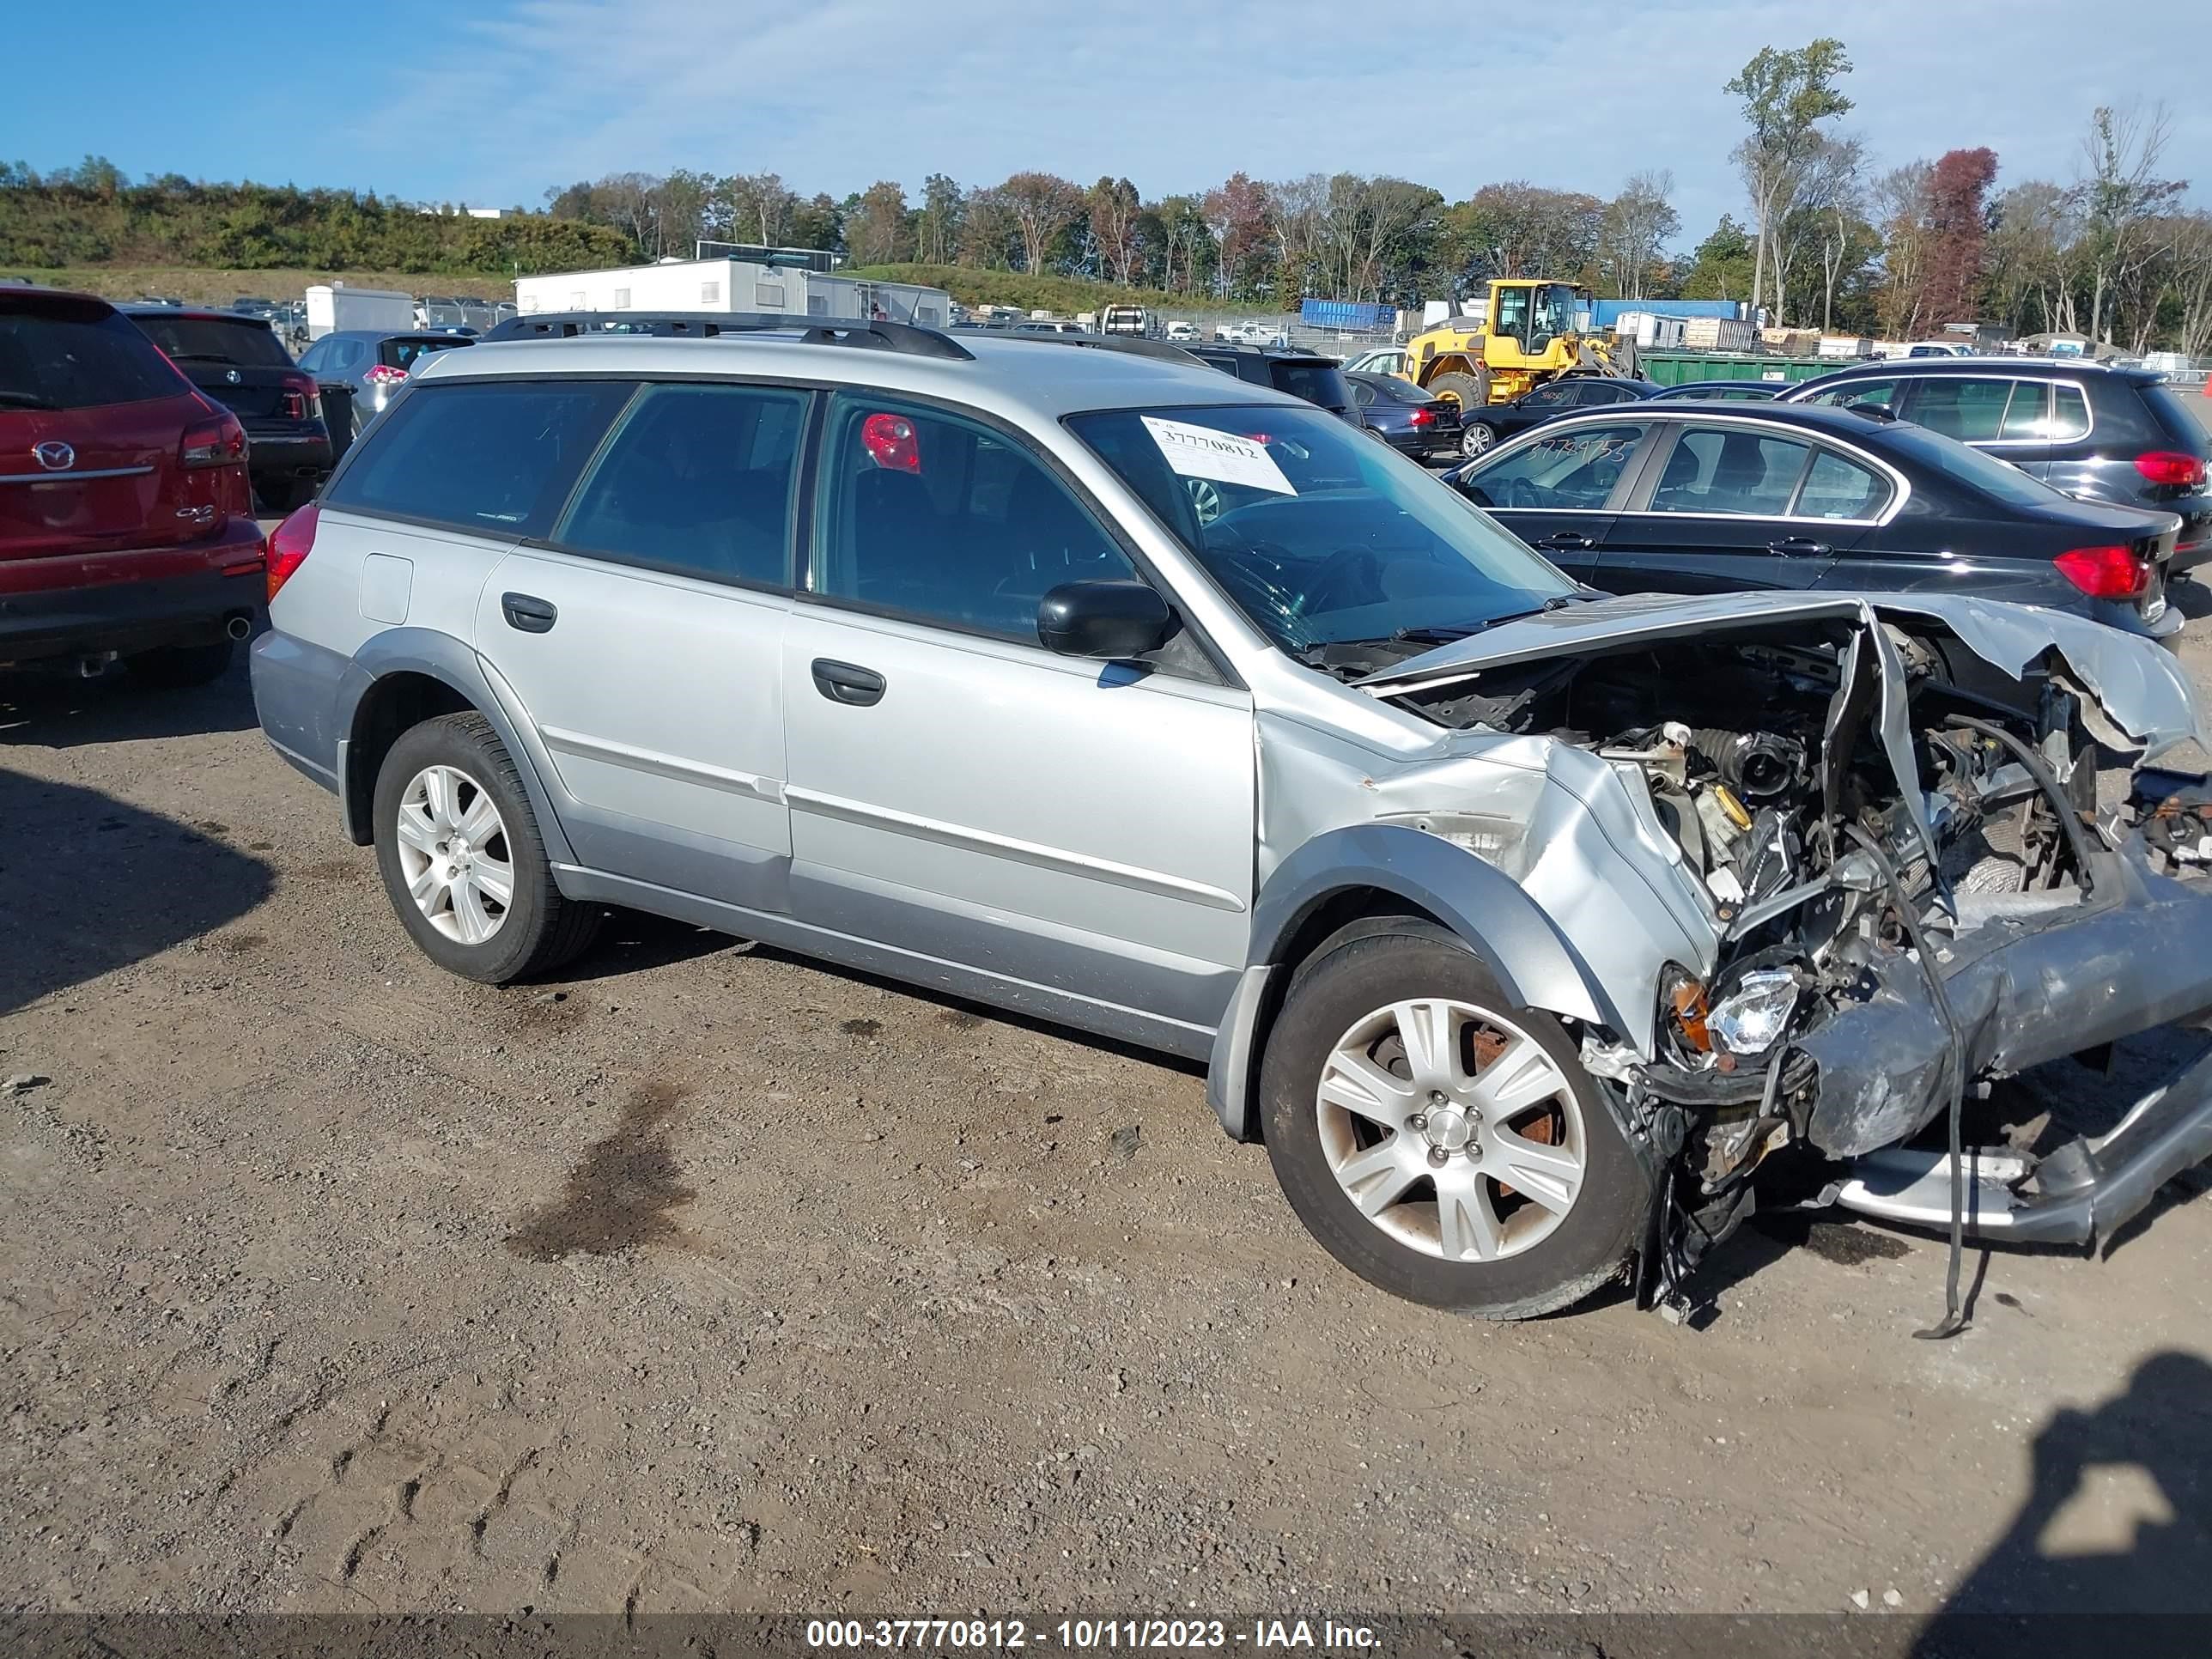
[121,305,332,511]
[1647,380,1782,402]
[1440,402,2182,642]
[1455,374,1660,459]
[1348,371,1462,460]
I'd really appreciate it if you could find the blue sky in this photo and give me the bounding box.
[7,0,2205,246]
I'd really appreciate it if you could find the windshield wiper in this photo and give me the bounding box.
[1388,595,1578,647]
[167,353,242,364]
[0,389,62,409]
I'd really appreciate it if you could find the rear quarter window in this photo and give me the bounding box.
[322,379,635,537]
[2137,383,2212,456]
[0,305,186,410]
[1272,362,1351,410]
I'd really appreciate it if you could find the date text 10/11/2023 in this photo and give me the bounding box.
[805,1618,1382,1650]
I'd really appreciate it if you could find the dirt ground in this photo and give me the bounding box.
[3,586,2210,1640]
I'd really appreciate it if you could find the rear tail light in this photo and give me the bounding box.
[861,411,920,472]
[2054,544,2149,599]
[280,372,323,422]
[180,410,246,468]
[363,363,408,387]
[1408,406,1435,428]
[266,502,319,602]
[2134,450,2209,489]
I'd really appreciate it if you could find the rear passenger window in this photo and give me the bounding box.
[323,380,633,537]
[556,383,807,587]
[1908,378,2011,441]
[1795,450,1891,520]
[1999,382,2051,440]
[2050,385,2091,441]
[811,395,1137,640]
[1649,428,1812,516]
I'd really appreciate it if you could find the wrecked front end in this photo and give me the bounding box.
[1348,592,2212,1307]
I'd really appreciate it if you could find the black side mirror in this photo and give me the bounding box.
[1037,580,1175,660]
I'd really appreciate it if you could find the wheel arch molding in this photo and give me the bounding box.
[336,629,574,866]
[1206,823,1619,1142]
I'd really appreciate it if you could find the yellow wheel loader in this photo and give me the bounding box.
[1400,279,1635,408]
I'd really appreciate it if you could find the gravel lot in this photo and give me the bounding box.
[3,580,2210,1637]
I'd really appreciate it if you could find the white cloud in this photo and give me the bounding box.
[349,0,2209,240]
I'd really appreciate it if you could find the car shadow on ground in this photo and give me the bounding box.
[0,766,274,1017]
[2173,574,2212,623]
[537,908,1205,1077]
[1911,1349,2212,1654]
[0,657,258,748]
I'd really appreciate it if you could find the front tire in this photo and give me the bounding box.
[1259,925,1650,1316]
[1461,422,1498,458]
[372,712,600,983]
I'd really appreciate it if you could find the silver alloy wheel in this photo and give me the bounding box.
[1185,476,1224,526]
[392,764,515,946]
[1462,422,1497,458]
[1316,999,1586,1263]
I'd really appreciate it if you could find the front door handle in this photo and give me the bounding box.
[1768,537,1832,558]
[501,592,557,633]
[811,658,886,707]
[1534,532,1594,550]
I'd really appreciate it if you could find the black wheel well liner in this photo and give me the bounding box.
[343,671,476,845]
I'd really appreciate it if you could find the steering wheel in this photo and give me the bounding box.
[1503,477,1546,510]
[1185,477,1224,526]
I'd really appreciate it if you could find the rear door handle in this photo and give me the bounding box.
[1534,532,1594,550]
[501,592,557,633]
[1768,537,1832,558]
[811,658,886,707]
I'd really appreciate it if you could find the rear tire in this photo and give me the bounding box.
[1461,422,1498,458]
[1259,924,1650,1317]
[372,712,601,983]
[127,638,235,689]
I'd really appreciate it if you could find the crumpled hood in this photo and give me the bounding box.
[1358,590,2206,758]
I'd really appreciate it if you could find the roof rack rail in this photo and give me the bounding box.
[954,329,1200,367]
[480,310,973,361]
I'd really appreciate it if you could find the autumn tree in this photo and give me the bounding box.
[1201,173,1273,298]
[1086,177,1142,285]
[914,173,963,265]
[844,180,913,265]
[1725,38,1854,319]
[2071,104,2185,343]
[1679,216,1756,301]
[1447,182,1602,285]
[1597,169,1680,300]
[720,172,796,246]
[1917,148,1998,329]
[994,172,1085,273]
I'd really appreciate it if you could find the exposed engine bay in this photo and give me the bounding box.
[1316,605,2212,1327]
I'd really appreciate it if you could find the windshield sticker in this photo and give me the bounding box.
[1141,416,1297,496]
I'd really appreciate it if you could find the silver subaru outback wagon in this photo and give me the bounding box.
[252,321,2212,1319]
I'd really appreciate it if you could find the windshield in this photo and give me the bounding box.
[1272,361,1352,411]
[1067,403,1575,653]
[1876,422,2069,509]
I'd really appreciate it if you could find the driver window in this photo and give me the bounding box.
[812,394,1139,641]
[1462,422,1649,512]
[1525,383,1571,407]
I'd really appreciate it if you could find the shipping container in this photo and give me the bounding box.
[304,285,416,341]
[1638,352,1835,388]
[1299,298,1395,331]
[1681,317,1759,352]
[1613,312,1687,349]
[1588,297,1746,328]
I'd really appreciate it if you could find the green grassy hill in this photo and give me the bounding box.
[9,265,514,306]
